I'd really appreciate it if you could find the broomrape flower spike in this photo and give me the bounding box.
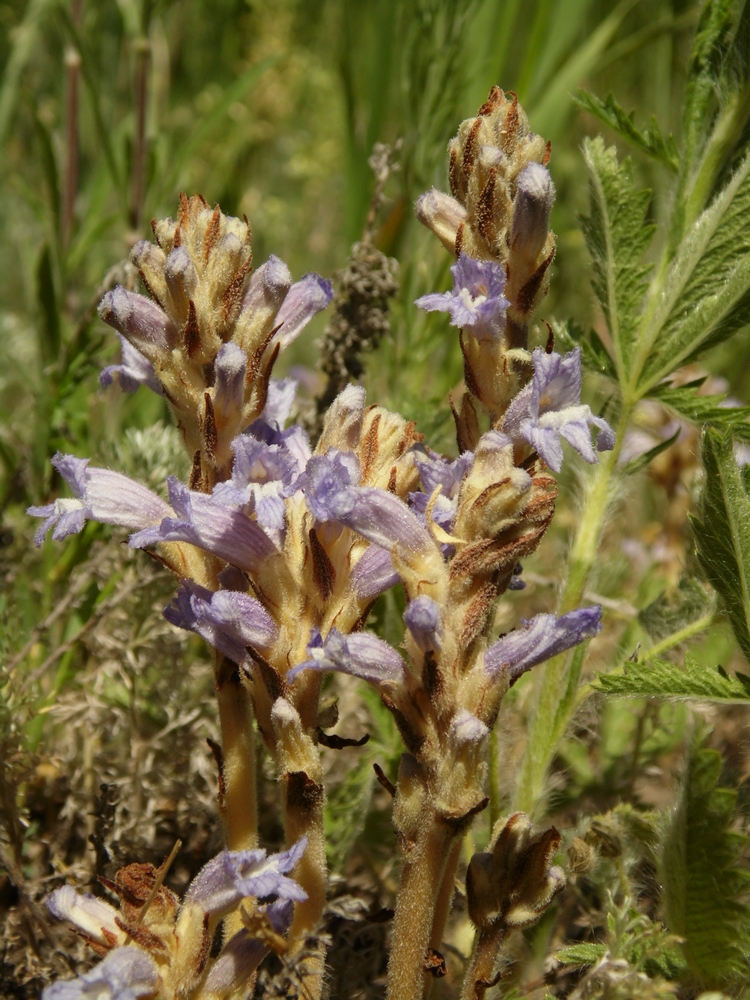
[34,86,614,1000]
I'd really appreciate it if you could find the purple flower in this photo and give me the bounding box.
[42,947,158,1000]
[274,273,334,348]
[129,477,278,571]
[164,581,278,662]
[484,607,603,685]
[304,451,433,554]
[503,348,615,472]
[98,286,177,358]
[212,434,300,530]
[415,255,509,342]
[288,627,408,690]
[349,544,399,600]
[185,838,308,917]
[100,335,163,396]
[203,900,294,996]
[511,163,556,261]
[404,596,442,653]
[28,453,172,547]
[246,379,312,478]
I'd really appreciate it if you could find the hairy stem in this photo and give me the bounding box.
[513,407,629,817]
[460,925,507,1000]
[215,658,258,851]
[387,817,456,1000]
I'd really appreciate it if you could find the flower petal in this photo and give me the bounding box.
[484,607,602,684]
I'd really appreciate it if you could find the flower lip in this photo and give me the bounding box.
[415,255,509,342]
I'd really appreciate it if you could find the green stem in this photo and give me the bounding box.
[513,406,630,817]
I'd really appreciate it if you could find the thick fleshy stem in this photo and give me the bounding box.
[459,926,507,1000]
[214,653,258,943]
[386,817,457,1000]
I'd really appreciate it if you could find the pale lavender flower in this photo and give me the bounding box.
[185,838,308,917]
[129,477,278,570]
[503,348,615,472]
[349,544,399,600]
[404,596,443,652]
[100,335,163,395]
[448,709,490,747]
[212,434,300,530]
[46,885,121,945]
[42,947,158,1000]
[203,900,293,996]
[304,451,433,554]
[415,255,509,342]
[247,379,312,476]
[511,162,556,260]
[28,453,172,547]
[213,342,248,418]
[164,581,279,662]
[274,273,334,348]
[98,286,177,356]
[484,606,602,685]
[241,254,293,313]
[288,628,408,690]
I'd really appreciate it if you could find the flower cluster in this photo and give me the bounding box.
[43,840,306,1000]
[31,88,615,1000]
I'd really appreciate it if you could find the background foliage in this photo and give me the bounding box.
[2,0,750,997]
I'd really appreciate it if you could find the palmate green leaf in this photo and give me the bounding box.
[692,427,750,660]
[575,90,679,171]
[580,137,655,385]
[650,380,750,441]
[659,740,750,988]
[637,151,750,392]
[595,653,750,702]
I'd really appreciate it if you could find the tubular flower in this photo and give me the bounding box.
[503,347,615,471]
[415,255,509,342]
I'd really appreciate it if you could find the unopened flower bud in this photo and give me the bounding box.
[98,286,177,360]
[511,162,555,265]
[415,189,468,256]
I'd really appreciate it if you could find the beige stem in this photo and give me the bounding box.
[386,817,456,1000]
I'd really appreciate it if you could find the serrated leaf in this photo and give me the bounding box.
[595,653,750,702]
[638,578,714,642]
[659,740,750,988]
[637,151,750,391]
[581,137,655,384]
[650,381,750,438]
[681,0,736,177]
[575,90,679,170]
[555,943,607,966]
[692,427,750,661]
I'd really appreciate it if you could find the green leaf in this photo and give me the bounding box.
[555,943,607,966]
[638,578,714,643]
[581,137,655,385]
[595,653,750,702]
[659,740,750,988]
[680,0,736,178]
[692,427,750,661]
[35,244,60,365]
[637,150,750,391]
[575,90,679,170]
[622,427,680,477]
[650,380,750,440]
